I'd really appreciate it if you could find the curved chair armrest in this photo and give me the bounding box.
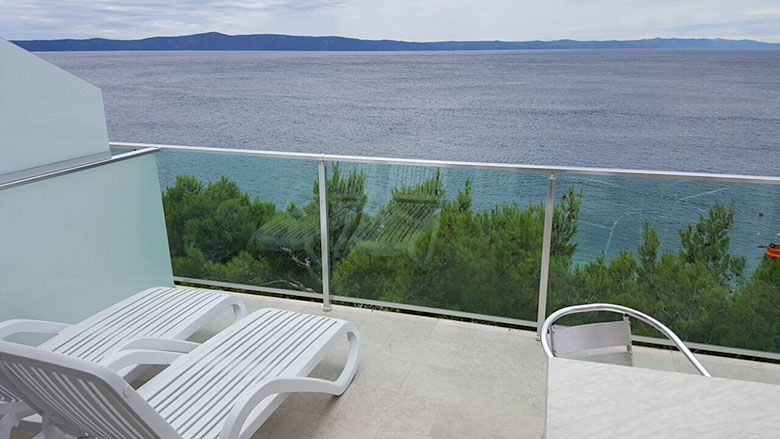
[219,377,343,439]
[101,349,185,372]
[0,319,71,340]
[540,303,711,377]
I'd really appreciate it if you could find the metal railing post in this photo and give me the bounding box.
[536,173,556,338]
[318,158,332,312]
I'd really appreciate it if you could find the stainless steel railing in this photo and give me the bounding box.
[109,141,780,361]
[0,148,156,190]
[110,142,780,184]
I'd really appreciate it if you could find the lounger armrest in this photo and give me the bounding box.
[224,295,248,320]
[219,377,344,439]
[101,349,186,372]
[100,338,200,372]
[109,337,200,355]
[0,319,71,340]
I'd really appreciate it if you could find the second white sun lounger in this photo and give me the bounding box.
[0,286,246,437]
[0,308,359,439]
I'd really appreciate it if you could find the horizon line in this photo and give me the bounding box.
[10,32,780,45]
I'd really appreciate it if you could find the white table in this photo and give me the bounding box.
[546,357,780,438]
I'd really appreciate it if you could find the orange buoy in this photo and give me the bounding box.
[766,243,780,259]
[759,211,764,217]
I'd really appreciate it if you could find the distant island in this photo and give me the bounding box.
[12,32,780,51]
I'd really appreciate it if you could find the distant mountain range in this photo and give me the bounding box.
[12,32,780,51]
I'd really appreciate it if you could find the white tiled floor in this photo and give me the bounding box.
[192,293,548,439]
[10,291,780,439]
[190,292,780,439]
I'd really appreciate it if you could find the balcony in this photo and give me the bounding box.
[4,140,780,438]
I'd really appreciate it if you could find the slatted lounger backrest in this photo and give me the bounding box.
[40,287,233,363]
[0,342,180,439]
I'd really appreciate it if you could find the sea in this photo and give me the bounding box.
[38,50,780,272]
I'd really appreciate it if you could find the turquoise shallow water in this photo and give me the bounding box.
[41,50,780,272]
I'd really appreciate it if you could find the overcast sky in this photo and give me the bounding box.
[2,0,780,42]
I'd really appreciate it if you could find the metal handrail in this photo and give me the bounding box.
[0,148,157,190]
[109,142,780,185]
[540,303,711,377]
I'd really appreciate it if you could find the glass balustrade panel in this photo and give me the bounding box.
[547,173,780,353]
[156,150,324,295]
[326,161,549,321]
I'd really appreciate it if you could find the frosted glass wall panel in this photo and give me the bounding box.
[0,39,109,180]
[0,153,173,324]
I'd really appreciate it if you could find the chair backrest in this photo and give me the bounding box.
[551,317,633,366]
[540,303,711,376]
[0,341,180,439]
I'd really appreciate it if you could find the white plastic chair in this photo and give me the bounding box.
[540,303,710,376]
[0,286,246,437]
[0,308,360,439]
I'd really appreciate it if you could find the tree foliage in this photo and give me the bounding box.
[162,173,780,352]
[162,176,274,262]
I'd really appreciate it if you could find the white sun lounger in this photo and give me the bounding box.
[0,286,246,437]
[0,308,360,439]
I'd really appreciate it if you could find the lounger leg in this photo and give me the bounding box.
[0,404,36,439]
[30,416,75,439]
[0,417,15,439]
[332,328,361,395]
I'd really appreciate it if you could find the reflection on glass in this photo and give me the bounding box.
[327,162,550,321]
[548,174,780,353]
[156,151,323,294]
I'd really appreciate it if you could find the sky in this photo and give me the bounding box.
[2,0,780,43]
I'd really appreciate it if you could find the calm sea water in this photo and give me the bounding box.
[39,50,780,271]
